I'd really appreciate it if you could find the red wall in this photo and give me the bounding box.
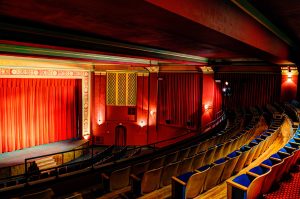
[201,74,215,129]
[281,74,298,102]
[92,71,221,146]
[92,73,151,145]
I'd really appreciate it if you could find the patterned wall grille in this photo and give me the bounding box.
[107,72,137,106]
[107,73,116,105]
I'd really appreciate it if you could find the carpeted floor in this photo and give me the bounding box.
[264,165,300,199]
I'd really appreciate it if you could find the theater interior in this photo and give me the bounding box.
[1,0,300,198]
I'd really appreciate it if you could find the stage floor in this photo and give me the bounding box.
[0,139,88,168]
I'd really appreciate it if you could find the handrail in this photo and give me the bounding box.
[202,111,225,132]
[1,110,226,183]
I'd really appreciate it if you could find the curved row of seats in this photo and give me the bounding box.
[98,112,250,197]
[227,115,299,199]
[171,114,282,198]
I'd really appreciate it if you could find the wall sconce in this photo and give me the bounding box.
[150,110,156,116]
[139,120,145,127]
[83,133,90,140]
[225,81,229,86]
[281,66,298,83]
[288,73,292,81]
[203,104,212,111]
[97,119,102,125]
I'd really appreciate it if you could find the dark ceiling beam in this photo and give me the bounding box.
[0,20,207,64]
[147,0,290,61]
[230,0,294,47]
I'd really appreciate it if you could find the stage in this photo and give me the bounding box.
[0,139,89,179]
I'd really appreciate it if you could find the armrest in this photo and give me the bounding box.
[171,176,186,186]
[278,151,290,156]
[130,174,141,182]
[226,180,248,191]
[270,157,281,162]
[101,173,109,180]
[130,174,142,196]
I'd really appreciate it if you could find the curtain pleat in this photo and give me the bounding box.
[158,73,202,128]
[215,73,281,108]
[0,78,81,153]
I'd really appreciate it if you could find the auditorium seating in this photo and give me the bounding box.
[101,166,131,192]
[19,188,54,199]
[227,114,299,199]
[172,165,210,199]
[2,109,271,199]
[131,167,163,196]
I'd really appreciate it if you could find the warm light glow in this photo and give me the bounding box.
[204,104,209,110]
[150,110,155,116]
[139,120,145,127]
[222,88,226,92]
[225,81,229,86]
[97,119,102,125]
[83,133,90,140]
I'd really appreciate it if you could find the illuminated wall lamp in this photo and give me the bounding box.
[204,104,211,111]
[83,133,90,140]
[150,110,156,116]
[139,120,146,127]
[97,119,102,125]
[288,73,292,81]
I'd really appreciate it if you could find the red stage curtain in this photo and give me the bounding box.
[215,73,281,108]
[213,80,223,119]
[0,78,81,153]
[157,73,202,129]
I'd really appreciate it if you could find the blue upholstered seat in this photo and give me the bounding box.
[248,166,270,175]
[177,171,195,183]
[232,174,254,187]
[227,150,240,158]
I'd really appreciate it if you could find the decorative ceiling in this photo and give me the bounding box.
[0,0,299,67]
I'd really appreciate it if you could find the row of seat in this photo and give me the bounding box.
[99,112,250,196]
[171,116,283,198]
[227,128,300,199]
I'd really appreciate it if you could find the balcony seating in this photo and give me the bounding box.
[160,161,180,187]
[203,158,227,191]
[227,165,270,199]
[131,167,163,196]
[234,146,251,173]
[131,160,150,176]
[165,151,179,164]
[101,166,131,192]
[19,188,54,199]
[191,151,206,170]
[188,145,199,157]
[172,165,210,199]
[202,146,216,166]
[177,156,194,176]
[177,148,190,161]
[220,151,241,181]
[148,156,165,170]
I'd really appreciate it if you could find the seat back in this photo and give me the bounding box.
[141,167,163,194]
[131,160,150,176]
[234,146,251,173]
[260,158,284,194]
[177,148,190,161]
[149,156,165,170]
[160,161,180,187]
[188,145,199,157]
[178,156,194,175]
[20,188,54,199]
[204,158,227,191]
[110,166,131,191]
[220,151,241,181]
[191,151,206,170]
[164,151,179,164]
[202,146,216,166]
[185,167,210,199]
